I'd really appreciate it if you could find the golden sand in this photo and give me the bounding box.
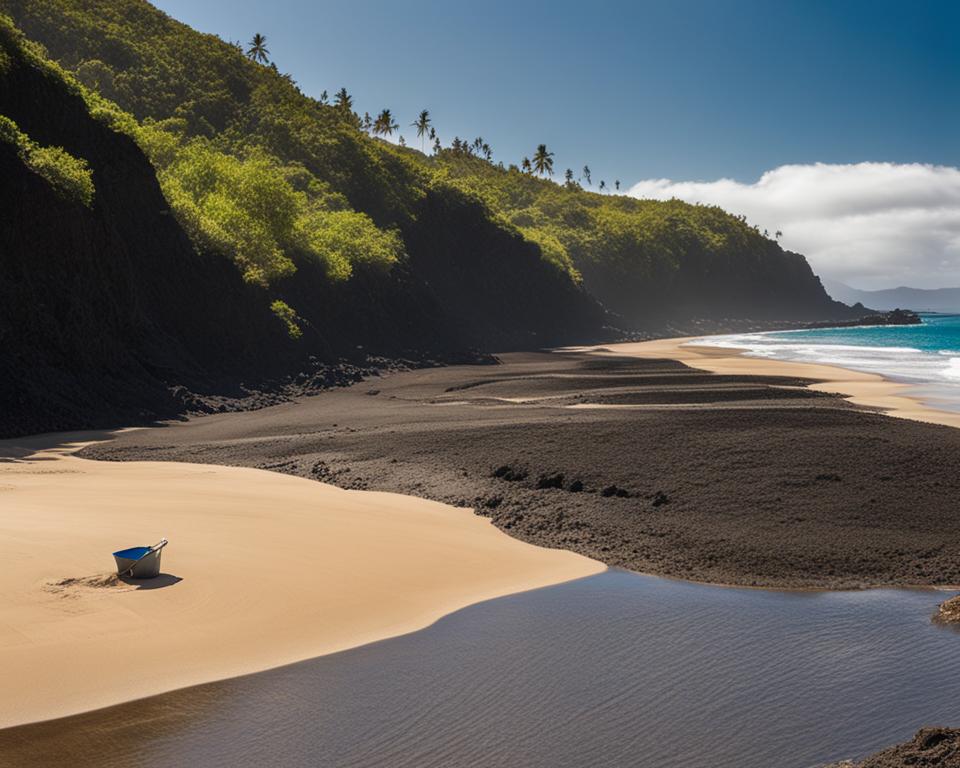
[0,432,603,727]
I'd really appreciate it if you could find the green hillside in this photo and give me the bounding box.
[2,0,854,326]
[0,10,603,437]
[0,0,865,437]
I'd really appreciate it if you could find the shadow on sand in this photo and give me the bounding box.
[0,424,175,462]
[46,572,184,595]
[119,573,183,590]
[0,429,123,461]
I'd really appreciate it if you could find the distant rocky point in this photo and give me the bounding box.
[824,278,960,314]
[804,308,921,330]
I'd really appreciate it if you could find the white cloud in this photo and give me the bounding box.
[627,162,960,290]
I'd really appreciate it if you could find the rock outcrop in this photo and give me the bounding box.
[936,595,960,625]
[824,728,960,767]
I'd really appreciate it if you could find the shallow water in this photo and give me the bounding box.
[2,570,958,767]
[697,313,960,412]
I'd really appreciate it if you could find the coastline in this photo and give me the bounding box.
[584,337,960,430]
[4,337,960,740]
[75,347,960,592]
[3,570,957,768]
[0,432,603,728]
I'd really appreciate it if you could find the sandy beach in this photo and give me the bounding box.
[0,432,603,728]
[4,341,960,766]
[81,344,960,591]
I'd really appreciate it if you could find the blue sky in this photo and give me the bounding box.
[153,0,958,185]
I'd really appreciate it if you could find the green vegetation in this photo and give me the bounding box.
[156,142,300,285]
[0,113,94,206]
[270,299,302,339]
[1,0,823,327]
[532,144,554,177]
[373,108,398,137]
[1,5,408,287]
[144,138,400,285]
[411,109,430,152]
[429,149,782,298]
[245,33,269,64]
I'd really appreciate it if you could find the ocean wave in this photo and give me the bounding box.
[688,316,960,412]
[943,358,960,379]
[690,334,960,390]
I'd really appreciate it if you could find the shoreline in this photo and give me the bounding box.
[4,336,960,729]
[2,570,956,768]
[76,346,960,592]
[580,336,960,430]
[0,432,603,728]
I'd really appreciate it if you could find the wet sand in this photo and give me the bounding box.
[0,433,602,727]
[83,343,960,590]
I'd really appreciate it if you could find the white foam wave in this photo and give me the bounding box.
[943,358,960,380]
[690,334,960,390]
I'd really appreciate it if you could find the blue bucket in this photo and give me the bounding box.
[113,539,168,578]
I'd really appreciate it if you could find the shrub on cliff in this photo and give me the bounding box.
[152,140,403,286]
[0,114,93,205]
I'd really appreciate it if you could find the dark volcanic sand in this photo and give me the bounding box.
[827,729,960,767]
[82,350,960,589]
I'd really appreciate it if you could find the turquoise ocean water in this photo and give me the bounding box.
[694,313,960,412]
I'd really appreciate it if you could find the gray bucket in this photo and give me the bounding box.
[113,539,168,579]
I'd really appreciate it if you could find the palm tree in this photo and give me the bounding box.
[411,110,431,152]
[521,157,532,174]
[481,142,492,161]
[246,33,270,63]
[775,230,783,240]
[399,135,406,147]
[362,112,373,132]
[334,87,352,111]
[532,144,554,177]
[582,165,592,185]
[599,180,606,192]
[319,90,329,105]
[614,179,620,191]
[374,109,399,137]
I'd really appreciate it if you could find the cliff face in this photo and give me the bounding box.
[401,188,607,349]
[578,241,856,326]
[0,44,291,436]
[0,32,607,437]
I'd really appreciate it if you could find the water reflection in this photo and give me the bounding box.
[2,571,957,768]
